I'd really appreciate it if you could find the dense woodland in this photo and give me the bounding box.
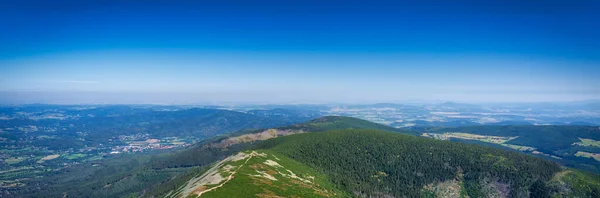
[257,129,568,197]
[280,116,413,134]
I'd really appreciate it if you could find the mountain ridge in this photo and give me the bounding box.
[155,129,600,197]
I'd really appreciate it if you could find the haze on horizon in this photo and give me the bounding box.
[1,1,599,104]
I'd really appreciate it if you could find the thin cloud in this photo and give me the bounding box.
[42,80,101,84]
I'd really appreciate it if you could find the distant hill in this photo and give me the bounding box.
[155,129,600,197]
[568,121,600,126]
[491,120,534,125]
[81,108,313,142]
[406,119,482,127]
[280,116,416,134]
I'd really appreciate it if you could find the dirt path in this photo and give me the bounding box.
[195,151,257,197]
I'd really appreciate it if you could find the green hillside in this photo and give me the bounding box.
[149,116,413,169]
[278,116,415,135]
[162,150,348,198]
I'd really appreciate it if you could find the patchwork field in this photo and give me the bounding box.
[575,151,600,162]
[422,132,517,144]
[422,132,561,159]
[573,138,600,147]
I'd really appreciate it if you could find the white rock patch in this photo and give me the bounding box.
[279,169,312,183]
[230,152,250,161]
[264,160,283,168]
[252,170,278,181]
[256,152,267,157]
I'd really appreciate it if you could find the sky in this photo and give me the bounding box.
[0,0,599,104]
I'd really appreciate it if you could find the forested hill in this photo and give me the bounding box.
[149,116,414,169]
[157,129,600,197]
[416,125,600,173]
[256,130,563,197]
[140,117,415,197]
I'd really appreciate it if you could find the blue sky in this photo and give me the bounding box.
[1,0,599,104]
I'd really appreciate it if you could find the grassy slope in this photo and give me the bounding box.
[186,150,348,198]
